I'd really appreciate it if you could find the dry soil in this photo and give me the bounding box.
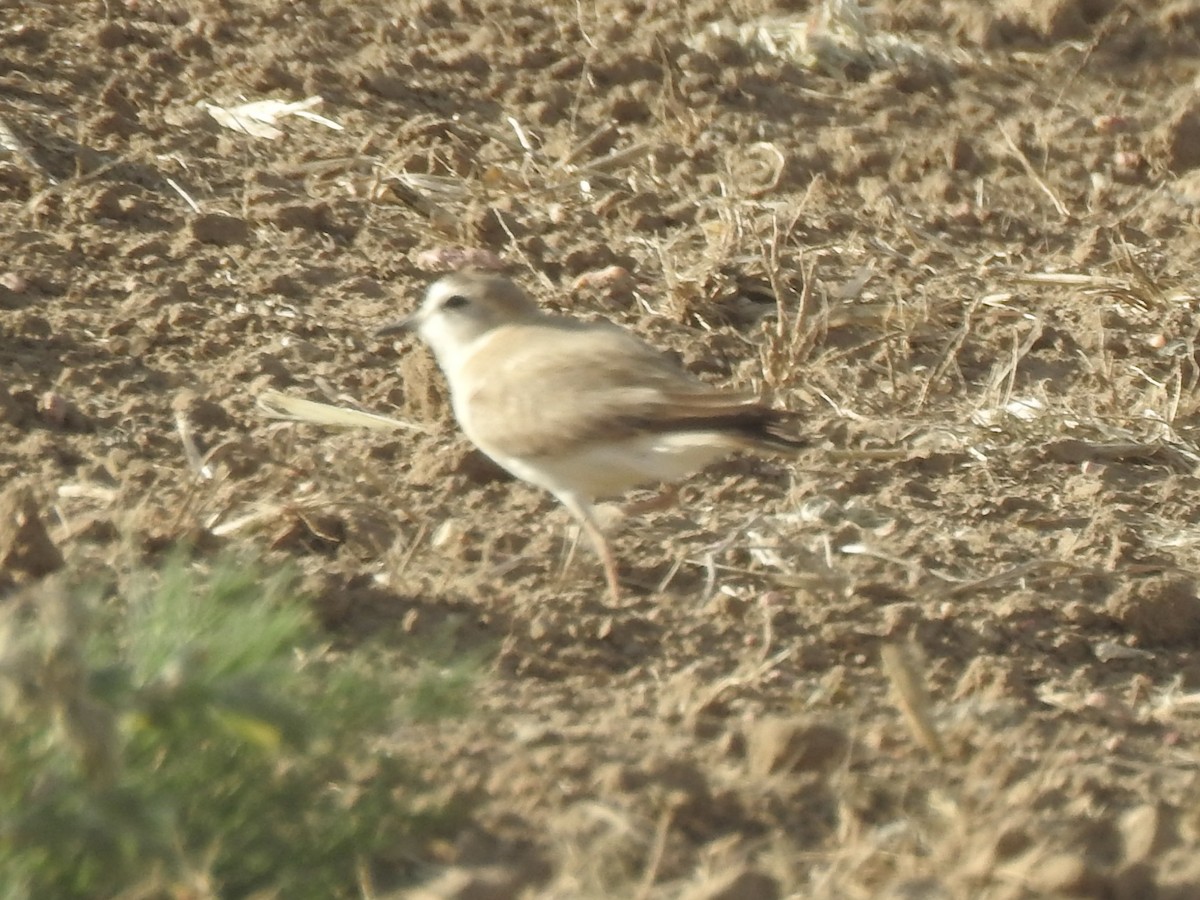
[4,0,1200,897]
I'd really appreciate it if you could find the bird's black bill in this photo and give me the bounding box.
[372,315,415,338]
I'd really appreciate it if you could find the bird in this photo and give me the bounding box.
[375,271,808,603]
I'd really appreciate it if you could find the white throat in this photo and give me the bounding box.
[417,312,490,378]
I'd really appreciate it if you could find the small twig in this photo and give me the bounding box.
[505,115,535,153]
[492,210,555,290]
[165,177,201,213]
[633,808,674,900]
[984,314,1044,412]
[1000,126,1071,219]
[655,554,686,594]
[570,141,652,177]
[881,642,946,759]
[175,412,214,480]
[688,645,797,720]
[915,294,982,411]
[936,558,1078,598]
[0,113,54,182]
[256,390,428,432]
[558,121,616,169]
[392,522,429,582]
[1039,438,1200,472]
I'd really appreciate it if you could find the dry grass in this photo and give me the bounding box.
[5,0,1200,897]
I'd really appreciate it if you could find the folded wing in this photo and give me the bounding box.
[460,320,807,459]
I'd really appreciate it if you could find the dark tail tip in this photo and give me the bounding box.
[741,409,808,452]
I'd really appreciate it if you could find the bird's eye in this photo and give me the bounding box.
[442,294,470,310]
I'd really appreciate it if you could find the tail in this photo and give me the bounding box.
[729,407,809,453]
[624,389,808,452]
[645,404,808,453]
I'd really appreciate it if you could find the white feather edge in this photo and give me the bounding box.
[256,390,427,432]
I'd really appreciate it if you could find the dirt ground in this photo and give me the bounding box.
[5,0,1200,896]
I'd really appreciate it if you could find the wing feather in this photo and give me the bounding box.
[456,319,805,459]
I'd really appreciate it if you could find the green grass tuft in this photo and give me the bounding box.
[0,554,474,899]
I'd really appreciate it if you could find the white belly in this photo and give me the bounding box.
[484,431,734,501]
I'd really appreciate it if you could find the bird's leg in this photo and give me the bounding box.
[559,493,621,605]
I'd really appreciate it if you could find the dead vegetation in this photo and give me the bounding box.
[2,0,1200,896]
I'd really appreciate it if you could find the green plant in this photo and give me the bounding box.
[0,555,472,899]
